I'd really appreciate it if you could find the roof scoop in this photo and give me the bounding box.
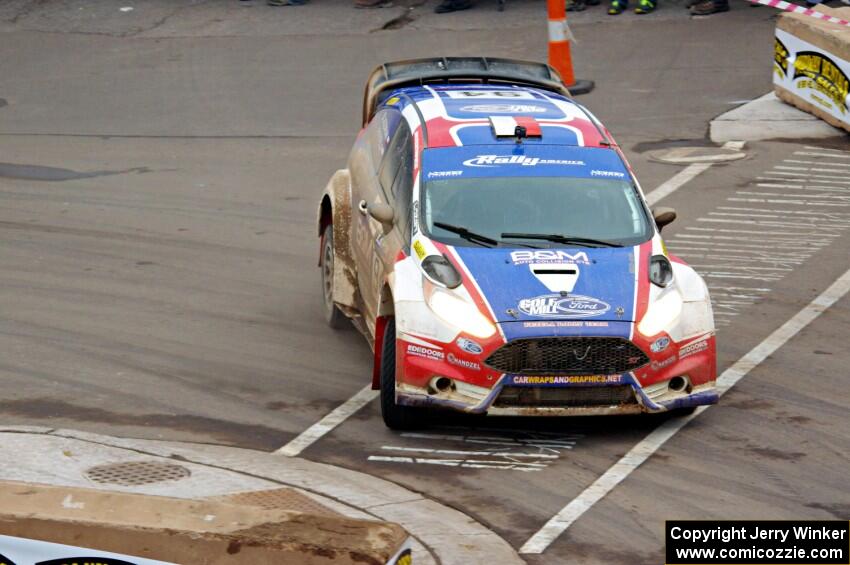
[489,116,542,139]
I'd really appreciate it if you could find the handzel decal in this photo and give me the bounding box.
[447,353,481,371]
[510,250,591,265]
[462,155,586,168]
[792,51,850,113]
[459,104,548,114]
[651,355,677,370]
[518,294,611,319]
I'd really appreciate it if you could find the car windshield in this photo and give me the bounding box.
[422,176,652,248]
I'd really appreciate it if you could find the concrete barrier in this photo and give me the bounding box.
[0,482,411,564]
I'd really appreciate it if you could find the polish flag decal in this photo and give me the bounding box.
[489,116,542,138]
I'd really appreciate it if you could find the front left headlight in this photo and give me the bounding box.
[426,283,497,339]
[637,290,683,337]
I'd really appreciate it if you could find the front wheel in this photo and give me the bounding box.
[380,318,422,430]
[320,224,347,329]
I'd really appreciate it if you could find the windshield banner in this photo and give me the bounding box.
[422,145,630,180]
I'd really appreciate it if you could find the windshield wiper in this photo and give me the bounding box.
[434,222,498,248]
[501,232,622,248]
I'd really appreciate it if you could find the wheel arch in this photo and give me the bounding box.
[317,169,358,311]
[372,283,396,389]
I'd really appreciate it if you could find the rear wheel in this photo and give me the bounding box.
[380,318,421,430]
[320,224,347,329]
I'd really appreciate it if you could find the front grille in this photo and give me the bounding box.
[493,385,636,408]
[485,337,649,375]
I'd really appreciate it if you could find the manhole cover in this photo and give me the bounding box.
[647,145,747,164]
[85,461,190,486]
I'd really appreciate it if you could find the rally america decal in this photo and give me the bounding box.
[463,155,585,168]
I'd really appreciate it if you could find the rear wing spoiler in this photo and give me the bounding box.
[362,57,571,126]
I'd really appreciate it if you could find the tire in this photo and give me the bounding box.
[380,318,422,430]
[320,224,347,329]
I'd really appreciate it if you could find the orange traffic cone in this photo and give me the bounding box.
[547,0,594,95]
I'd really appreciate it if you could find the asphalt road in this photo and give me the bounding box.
[1,2,848,563]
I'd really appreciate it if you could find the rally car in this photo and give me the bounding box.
[317,57,717,429]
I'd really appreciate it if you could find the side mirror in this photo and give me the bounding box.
[368,202,395,233]
[652,207,677,232]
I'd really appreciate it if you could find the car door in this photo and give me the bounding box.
[349,110,399,310]
[358,118,413,325]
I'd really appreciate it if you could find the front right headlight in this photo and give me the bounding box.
[637,290,683,337]
[425,283,497,339]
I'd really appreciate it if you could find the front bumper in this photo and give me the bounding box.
[395,328,718,416]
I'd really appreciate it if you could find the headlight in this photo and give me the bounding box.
[421,255,462,288]
[649,255,673,287]
[637,290,682,337]
[426,284,497,339]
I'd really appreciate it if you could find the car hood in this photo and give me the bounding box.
[451,246,640,325]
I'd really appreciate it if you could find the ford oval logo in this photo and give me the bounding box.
[517,294,611,319]
[456,337,483,355]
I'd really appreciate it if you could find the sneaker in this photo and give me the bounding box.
[567,0,587,11]
[635,0,656,13]
[689,0,728,14]
[434,0,472,12]
[608,0,627,14]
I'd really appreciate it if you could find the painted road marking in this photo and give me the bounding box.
[274,143,740,455]
[275,385,378,456]
[369,455,549,471]
[519,266,850,554]
[667,151,850,326]
[368,430,582,473]
[645,141,744,206]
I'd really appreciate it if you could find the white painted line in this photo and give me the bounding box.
[380,446,560,459]
[644,141,745,206]
[803,145,850,153]
[645,163,712,206]
[519,267,850,555]
[795,150,850,159]
[369,455,547,471]
[785,159,850,168]
[275,385,378,456]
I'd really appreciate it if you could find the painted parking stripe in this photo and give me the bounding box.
[519,267,850,554]
[275,385,378,456]
[381,446,560,458]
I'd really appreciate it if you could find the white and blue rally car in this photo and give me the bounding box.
[317,58,717,429]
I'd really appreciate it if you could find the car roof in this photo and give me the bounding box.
[380,84,610,149]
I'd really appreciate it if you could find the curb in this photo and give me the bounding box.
[710,91,844,143]
[0,426,524,565]
[0,481,410,565]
